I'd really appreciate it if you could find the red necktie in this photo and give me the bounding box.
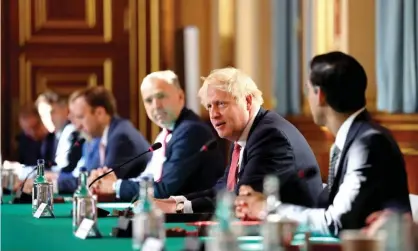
[161,129,172,155]
[227,143,241,191]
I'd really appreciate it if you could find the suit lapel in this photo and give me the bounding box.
[237,108,267,177]
[329,110,371,200]
[165,108,189,157]
[105,117,119,157]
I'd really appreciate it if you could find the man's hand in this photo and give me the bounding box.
[93,167,117,195]
[22,179,34,194]
[154,198,177,213]
[45,171,58,182]
[235,185,266,220]
[363,210,415,237]
[87,169,100,189]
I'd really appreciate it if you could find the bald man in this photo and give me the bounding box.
[94,71,225,201]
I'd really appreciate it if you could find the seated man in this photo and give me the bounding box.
[235,51,411,236]
[70,86,151,182]
[57,137,100,194]
[16,104,56,167]
[155,67,323,213]
[45,92,84,174]
[93,70,225,201]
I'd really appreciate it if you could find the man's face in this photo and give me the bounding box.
[305,80,326,126]
[19,116,45,141]
[141,79,184,129]
[204,85,250,142]
[50,103,68,131]
[71,97,103,137]
[68,102,82,131]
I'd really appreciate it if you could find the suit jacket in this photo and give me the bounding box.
[119,108,225,201]
[104,117,151,179]
[57,138,100,194]
[16,132,56,167]
[316,110,411,233]
[184,108,323,212]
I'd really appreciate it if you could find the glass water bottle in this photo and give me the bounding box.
[72,167,98,236]
[132,175,165,250]
[32,159,53,217]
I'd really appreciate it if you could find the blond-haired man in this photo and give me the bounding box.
[156,67,322,214]
[95,71,224,201]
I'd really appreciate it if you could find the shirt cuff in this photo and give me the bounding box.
[169,195,187,204]
[169,196,193,213]
[184,200,193,213]
[113,179,123,199]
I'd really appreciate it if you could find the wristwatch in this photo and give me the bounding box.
[176,202,185,214]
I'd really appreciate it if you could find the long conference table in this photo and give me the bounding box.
[1,195,342,251]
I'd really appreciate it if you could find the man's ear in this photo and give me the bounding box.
[317,88,327,107]
[245,95,253,111]
[179,89,185,101]
[94,106,106,116]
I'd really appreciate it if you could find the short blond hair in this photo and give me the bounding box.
[198,67,263,108]
[141,70,181,89]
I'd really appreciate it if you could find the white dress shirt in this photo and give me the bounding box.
[50,123,76,173]
[101,125,110,149]
[140,129,172,181]
[114,128,172,198]
[274,107,366,236]
[171,106,261,213]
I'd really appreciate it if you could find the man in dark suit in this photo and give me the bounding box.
[69,86,151,195]
[236,51,411,236]
[94,71,224,201]
[154,67,322,214]
[16,104,56,167]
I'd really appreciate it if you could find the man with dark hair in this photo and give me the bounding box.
[41,91,84,174]
[70,86,151,184]
[236,51,410,236]
[16,103,56,166]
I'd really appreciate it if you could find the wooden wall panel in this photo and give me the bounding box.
[1,0,159,159]
[287,114,418,195]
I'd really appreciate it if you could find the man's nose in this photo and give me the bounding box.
[210,108,221,119]
[151,98,163,109]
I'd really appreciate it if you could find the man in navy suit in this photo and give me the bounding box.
[154,67,323,213]
[236,51,411,236]
[94,71,224,201]
[69,86,151,196]
[16,104,56,167]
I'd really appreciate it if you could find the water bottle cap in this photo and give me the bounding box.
[80,167,87,172]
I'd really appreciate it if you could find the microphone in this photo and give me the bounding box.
[111,139,218,237]
[88,142,162,188]
[12,166,38,203]
[200,139,217,152]
[12,138,85,204]
[48,138,86,167]
[123,139,217,207]
[297,167,318,179]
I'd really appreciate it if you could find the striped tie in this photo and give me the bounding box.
[328,145,341,192]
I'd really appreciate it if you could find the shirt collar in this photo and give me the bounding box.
[100,125,110,147]
[334,107,366,150]
[236,106,261,148]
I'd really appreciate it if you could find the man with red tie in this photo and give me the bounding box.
[155,67,323,213]
[93,70,225,201]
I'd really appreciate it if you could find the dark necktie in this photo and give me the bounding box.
[328,145,341,192]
